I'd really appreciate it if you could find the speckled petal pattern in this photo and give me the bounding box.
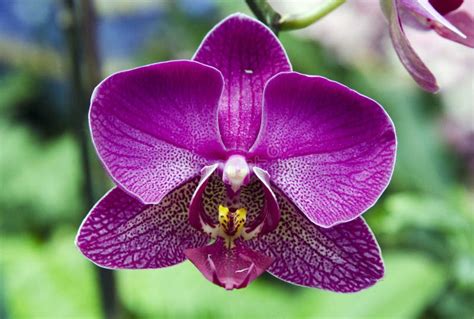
[252,167,280,234]
[247,188,384,292]
[188,164,219,230]
[185,239,273,290]
[90,60,226,204]
[251,72,396,227]
[194,13,291,151]
[76,181,208,269]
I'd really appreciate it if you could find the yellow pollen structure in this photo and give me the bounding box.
[218,205,247,248]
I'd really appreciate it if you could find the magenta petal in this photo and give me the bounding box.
[76,182,208,269]
[251,167,280,234]
[251,72,396,228]
[193,13,291,151]
[90,60,225,204]
[429,0,463,15]
[435,11,474,47]
[390,1,439,92]
[398,0,465,37]
[248,189,384,292]
[188,164,219,230]
[184,240,273,290]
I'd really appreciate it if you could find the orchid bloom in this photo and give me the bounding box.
[386,0,474,92]
[76,14,396,292]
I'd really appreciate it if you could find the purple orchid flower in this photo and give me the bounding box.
[76,13,396,292]
[386,0,474,92]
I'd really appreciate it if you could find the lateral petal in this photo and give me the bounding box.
[251,72,396,227]
[90,60,225,204]
[76,181,208,269]
[248,188,384,292]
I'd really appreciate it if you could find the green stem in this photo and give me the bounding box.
[61,1,120,318]
[245,0,281,34]
[279,0,346,31]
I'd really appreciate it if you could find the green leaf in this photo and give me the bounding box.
[119,252,446,319]
[0,230,101,318]
[307,253,447,318]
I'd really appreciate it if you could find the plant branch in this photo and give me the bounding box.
[245,0,281,34]
[61,0,120,318]
[279,0,346,31]
[245,0,346,34]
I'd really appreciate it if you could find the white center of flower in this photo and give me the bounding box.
[223,155,250,193]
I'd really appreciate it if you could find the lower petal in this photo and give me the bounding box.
[247,188,384,293]
[184,240,273,290]
[76,180,208,269]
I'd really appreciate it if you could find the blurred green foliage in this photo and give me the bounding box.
[1,2,473,319]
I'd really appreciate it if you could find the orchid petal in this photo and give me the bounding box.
[188,164,220,231]
[390,0,439,92]
[248,189,384,292]
[193,13,291,151]
[251,72,396,228]
[90,60,225,204]
[250,167,280,234]
[184,239,273,290]
[76,181,208,269]
[398,0,465,37]
[428,0,464,15]
[434,11,474,47]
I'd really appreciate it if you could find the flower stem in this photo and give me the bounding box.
[61,0,121,318]
[245,0,282,34]
[279,0,346,30]
[245,0,346,34]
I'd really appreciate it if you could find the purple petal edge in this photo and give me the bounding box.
[76,182,208,269]
[248,188,384,292]
[188,164,220,230]
[435,11,474,47]
[251,72,396,228]
[390,0,440,92]
[194,13,291,151]
[398,0,465,37]
[89,60,226,204]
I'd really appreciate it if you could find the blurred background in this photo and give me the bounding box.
[0,0,473,318]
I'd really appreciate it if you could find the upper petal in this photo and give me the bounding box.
[184,239,273,290]
[193,13,291,151]
[90,60,225,204]
[76,180,208,269]
[250,72,396,228]
[247,188,384,292]
[390,0,439,92]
